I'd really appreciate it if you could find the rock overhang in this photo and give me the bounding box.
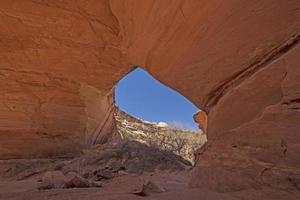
[0,0,299,192]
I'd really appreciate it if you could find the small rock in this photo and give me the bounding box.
[96,149,119,163]
[93,169,114,180]
[64,172,91,188]
[108,160,125,172]
[118,170,128,176]
[89,181,102,188]
[143,180,166,194]
[82,169,93,179]
[61,160,81,174]
[39,171,65,190]
[134,180,166,196]
[53,162,66,171]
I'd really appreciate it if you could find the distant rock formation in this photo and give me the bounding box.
[115,108,207,164]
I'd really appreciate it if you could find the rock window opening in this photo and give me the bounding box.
[114,67,207,166]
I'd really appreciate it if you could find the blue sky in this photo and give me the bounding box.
[115,68,200,131]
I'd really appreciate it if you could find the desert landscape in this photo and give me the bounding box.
[0,0,299,199]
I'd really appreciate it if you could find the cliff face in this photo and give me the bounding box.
[115,109,207,165]
[191,44,300,192]
[0,0,299,193]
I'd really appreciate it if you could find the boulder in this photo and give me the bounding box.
[64,172,91,188]
[39,171,65,190]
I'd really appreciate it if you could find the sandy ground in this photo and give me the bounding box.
[1,171,299,200]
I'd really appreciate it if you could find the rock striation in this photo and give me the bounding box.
[0,0,299,195]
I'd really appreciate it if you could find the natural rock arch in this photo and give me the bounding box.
[0,0,299,193]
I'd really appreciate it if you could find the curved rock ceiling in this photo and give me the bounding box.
[0,0,299,192]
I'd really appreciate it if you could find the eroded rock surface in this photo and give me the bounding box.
[0,0,300,198]
[0,111,198,191]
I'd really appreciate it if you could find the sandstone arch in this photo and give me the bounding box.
[0,0,299,192]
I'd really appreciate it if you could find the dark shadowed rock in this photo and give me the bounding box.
[133,180,166,196]
[64,172,91,188]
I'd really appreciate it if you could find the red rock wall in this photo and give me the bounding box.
[0,0,128,158]
[190,43,300,192]
[0,0,299,191]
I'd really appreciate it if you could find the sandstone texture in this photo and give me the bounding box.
[0,0,300,197]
